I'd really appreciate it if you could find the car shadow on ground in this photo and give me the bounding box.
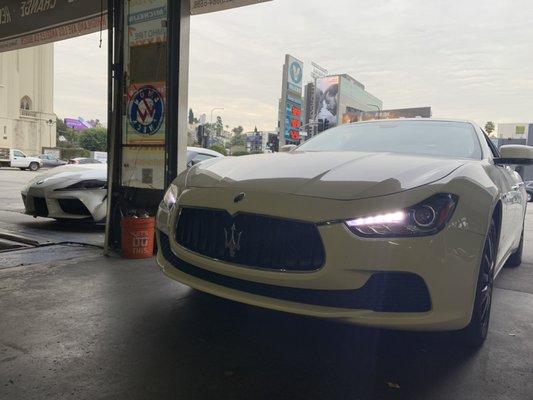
[105,289,479,400]
[18,218,105,233]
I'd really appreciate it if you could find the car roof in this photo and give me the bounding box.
[344,118,477,126]
[187,146,225,157]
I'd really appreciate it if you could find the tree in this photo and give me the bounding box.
[56,117,78,148]
[231,125,246,146]
[209,144,227,156]
[79,128,107,152]
[254,126,258,134]
[485,121,495,134]
[188,108,195,125]
[232,125,243,136]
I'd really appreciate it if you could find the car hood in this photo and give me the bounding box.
[186,151,467,200]
[23,164,107,189]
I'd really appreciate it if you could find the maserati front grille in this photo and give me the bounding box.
[174,207,325,271]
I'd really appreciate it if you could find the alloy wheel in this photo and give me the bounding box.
[479,222,496,337]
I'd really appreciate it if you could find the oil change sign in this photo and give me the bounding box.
[190,0,272,15]
[0,0,107,52]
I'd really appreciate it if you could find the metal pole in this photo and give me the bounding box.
[104,0,123,254]
[367,103,382,119]
[165,0,191,188]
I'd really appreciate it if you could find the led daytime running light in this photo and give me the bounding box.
[346,211,406,227]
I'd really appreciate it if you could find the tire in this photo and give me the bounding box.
[505,227,524,268]
[459,219,497,347]
[29,162,39,171]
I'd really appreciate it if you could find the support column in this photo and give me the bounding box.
[105,0,190,253]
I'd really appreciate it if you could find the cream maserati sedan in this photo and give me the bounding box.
[156,119,532,346]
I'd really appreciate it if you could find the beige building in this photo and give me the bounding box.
[0,44,56,155]
[496,123,532,141]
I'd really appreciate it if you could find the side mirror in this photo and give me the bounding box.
[495,145,533,165]
[280,144,297,152]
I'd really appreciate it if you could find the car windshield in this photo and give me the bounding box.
[297,120,482,159]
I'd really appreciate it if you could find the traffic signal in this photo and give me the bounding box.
[196,125,204,146]
[317,119,324,133]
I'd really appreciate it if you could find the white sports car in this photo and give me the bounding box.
[156,119,532,346]
[21,163,108,221]
[21,147,225,222]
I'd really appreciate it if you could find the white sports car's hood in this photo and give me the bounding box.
[23,164,107,190]
[186,151,467,200]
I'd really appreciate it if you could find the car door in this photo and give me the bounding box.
[11,150,27,167]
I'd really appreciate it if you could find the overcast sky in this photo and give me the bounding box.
[54,0,533,131]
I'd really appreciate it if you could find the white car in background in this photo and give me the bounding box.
[157,119,532,347]
[21,147,224,221]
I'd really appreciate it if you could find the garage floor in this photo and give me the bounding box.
[1,208,532,399]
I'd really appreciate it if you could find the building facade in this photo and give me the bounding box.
[0,44,56,155]
[496,123,533,142]
[304,74,383,139]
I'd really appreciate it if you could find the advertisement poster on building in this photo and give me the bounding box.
[125,82,166,145]
[314,76,339,129]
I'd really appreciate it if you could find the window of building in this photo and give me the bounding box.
[20,96,32,110]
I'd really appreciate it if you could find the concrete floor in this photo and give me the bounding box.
[1,168,533,399]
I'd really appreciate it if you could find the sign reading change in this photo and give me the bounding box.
[190,0,272,15]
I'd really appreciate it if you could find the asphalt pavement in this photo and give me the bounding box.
[0,167,532,400]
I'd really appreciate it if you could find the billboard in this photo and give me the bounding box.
[314,76,340,129]
[341,107,432,124]
[0,0,108,52]
[280,54,303,143]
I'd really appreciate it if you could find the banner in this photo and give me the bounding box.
[0,0,107,52]
[314,76,340,129]
[190,0,272,15]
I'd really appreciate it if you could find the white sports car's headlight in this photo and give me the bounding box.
[162,183,179,211]
[345,193,458,237]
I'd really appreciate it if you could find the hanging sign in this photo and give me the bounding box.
[0,0,107,52]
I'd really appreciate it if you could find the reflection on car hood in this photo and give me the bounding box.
[186,151,467,200]
[24,164,107,189]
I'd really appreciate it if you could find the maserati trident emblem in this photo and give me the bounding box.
[234,192,246,203]
[224,223,243,258]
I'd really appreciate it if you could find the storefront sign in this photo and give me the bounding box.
[0,0,107,52]
[190,0,272,15]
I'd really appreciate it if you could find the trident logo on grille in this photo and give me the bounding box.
[224,223,243,258]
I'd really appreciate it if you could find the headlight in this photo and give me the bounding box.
[162,183,179,211]
[55,180,107,191]
[345,193,458,237]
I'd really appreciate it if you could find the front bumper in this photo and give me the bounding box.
[22,187,107,221]
[156,187,486,331]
